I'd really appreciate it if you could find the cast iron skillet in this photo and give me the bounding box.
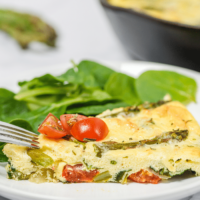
[100,0,200,71]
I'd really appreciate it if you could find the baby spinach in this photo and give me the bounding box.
[11,87,115,133]
[16,105,67,133]
[15,72,80,111]
[0,142,8,162]
[136,70,197,104]
[58,60,115,88]
[0,88,29,122]
[105,72,141,105]
[66,101,129,115]
[15,85,78,101]
[18,73,64,89]
[0,88,14,100]
[114,170,131,182]
[9,119,33,132]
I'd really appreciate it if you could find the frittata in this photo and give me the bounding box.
[3,101,200,184]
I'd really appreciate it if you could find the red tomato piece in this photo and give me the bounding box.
[128,169,161,184]
[38,113,68,139]
[60,114,87,134]
[71,117,109,142]
[62,164,99,183]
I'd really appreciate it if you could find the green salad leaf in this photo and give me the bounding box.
[16,105,67,133]
[0,88,29,122]
[105,72,141,105]
[0,142,8,162]
[136,70,197,104]
[66,101,129,116]
[9,119,33,132]
[58,60,115,88]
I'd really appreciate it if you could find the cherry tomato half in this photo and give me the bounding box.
[38,113,68,139]
[60,114,87,134]
[71,117,109,142]
[62,164,99,183]
[128,169,161,184]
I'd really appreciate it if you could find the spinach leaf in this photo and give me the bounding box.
[0,88,29,121]
[15,72,79,102]
[9,119,33,132]
[14,60,115,115]
[0,142,8,162]
[25,95,65,111]
[6,86,114,133]
[136,70,197,104]
[15,72,81,111]
[15,84,79,101]
[0,88,14,100]
[105,72,141,105]
[53,87,113,108]
[18,74,64,90]
[58,60,115,88]
[114,170,131,182]
[66,101,129,116]
[16,105,67,133]
[12,87,112,132]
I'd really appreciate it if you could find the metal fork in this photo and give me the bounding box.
[0,121,39,149]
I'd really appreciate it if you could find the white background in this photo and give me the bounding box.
[0,0,198,200]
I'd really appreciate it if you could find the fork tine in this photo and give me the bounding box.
[0,132,39,145]
[0,121,40,149]
[0,128,38,140]
[0,138,39,149]
[0,121,38,137]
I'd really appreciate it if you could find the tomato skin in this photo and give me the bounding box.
[60,114,87,134]
[62,164,99,183]
[71,117,109,141]
[38,113,68,139]
[128,169,161,184]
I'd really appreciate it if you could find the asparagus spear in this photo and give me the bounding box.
[0,9,57,49]
[96,100,170,118]
[27,149,54,167]
[93,129,188,157]
[93,171,112,182]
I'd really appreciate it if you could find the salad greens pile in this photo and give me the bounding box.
[0,60,197,162]
[0,60,197,133]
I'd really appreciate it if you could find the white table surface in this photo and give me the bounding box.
[0,0,199,200]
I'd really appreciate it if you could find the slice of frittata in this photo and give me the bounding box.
[3,101,200,184]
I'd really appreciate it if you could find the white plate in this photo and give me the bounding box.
[0,61,200,200]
